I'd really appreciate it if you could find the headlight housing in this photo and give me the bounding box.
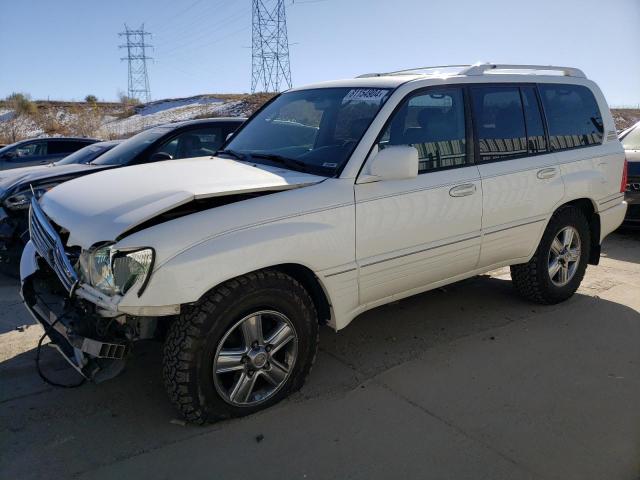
[79,245,154,297]
[111,248,155,295]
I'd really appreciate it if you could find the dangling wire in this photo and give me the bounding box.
[35,317,86,389]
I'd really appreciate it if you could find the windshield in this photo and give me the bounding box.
[622,124,640,150]
[90,128,168,166]
[223,87,391,176]
[55,143,115,165]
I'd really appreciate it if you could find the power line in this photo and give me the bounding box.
[156,24,250,71]
[149,0,206,34]
[252,0,292,93]
[151,0,233,46]
[119,24,153,102]
[157,7,250,57]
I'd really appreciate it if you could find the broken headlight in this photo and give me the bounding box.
[79,245,154,297]
[111,248,154,296]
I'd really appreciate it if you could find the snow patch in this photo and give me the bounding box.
[99,96,251,138]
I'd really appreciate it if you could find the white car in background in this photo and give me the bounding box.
[21,63,627,423]
[619,121,640,226]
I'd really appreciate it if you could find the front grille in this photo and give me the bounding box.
[29,197,79,292]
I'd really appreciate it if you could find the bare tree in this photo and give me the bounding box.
[0,93,37,143]
[0,112,35,143]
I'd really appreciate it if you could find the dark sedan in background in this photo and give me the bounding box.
[0,117,245,264]
[621,121,640,227]
[0,137,98,170]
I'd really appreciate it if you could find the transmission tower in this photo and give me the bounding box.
[119,24,153,102]
[251,0,292,93]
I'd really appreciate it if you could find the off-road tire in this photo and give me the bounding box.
[510,206,591,305]
[163,270,319,424]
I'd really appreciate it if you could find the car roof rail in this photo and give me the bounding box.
[356,62,586,79]
[459,62,586,78]
[356,65,472,78]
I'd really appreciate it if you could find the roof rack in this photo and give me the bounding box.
[356,64,472,78]
[461,63,586,78]
[356,62,586,79]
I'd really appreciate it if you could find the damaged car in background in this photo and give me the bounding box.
[0,140,120,265]
[0,118,244,266]
[620,120,640,226]
[20,64,627,423]
[0,137,98,170]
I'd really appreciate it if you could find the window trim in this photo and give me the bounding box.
[532,85,552,152]
[518,84,551,157]
[367,84,474,176]
[536,82,604,154]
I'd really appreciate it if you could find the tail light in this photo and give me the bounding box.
[621,158,628,193]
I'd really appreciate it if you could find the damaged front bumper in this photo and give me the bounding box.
[21,240,130,382]
[20,197,177,381]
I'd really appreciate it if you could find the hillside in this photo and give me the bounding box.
[0,93,274,143]
[0,94,637,144]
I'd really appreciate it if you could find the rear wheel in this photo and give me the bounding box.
[511,206,591,304]
[163,270,318,423]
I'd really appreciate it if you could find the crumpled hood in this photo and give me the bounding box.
[40,157,325,248]
[0,163,108,193]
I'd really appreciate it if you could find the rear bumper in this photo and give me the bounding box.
[599,201,628,241]
[623,192,640,226]
[20,241,128,381]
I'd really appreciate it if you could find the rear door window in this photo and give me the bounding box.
[47,141,75,155]
[48,140,93,155]
[538,84,603,151]
[471,86,527,162]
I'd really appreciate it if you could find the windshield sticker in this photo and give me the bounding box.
[342,88,388,104]
[322,162,338,168]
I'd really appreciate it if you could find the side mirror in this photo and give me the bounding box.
[363,145,419,182]
[149,152,173,162]
[2,151,17,160]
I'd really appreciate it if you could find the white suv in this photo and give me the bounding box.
[21,63,628,422]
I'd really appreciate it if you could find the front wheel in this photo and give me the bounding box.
[511,206,591,305]
[163,270,319,423]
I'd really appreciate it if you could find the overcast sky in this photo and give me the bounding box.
[0,0,638,106]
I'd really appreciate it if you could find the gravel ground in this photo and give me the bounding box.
[0,230,639,480]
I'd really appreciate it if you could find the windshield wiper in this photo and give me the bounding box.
[217,149,310,173]
[249,153,309,173]
[216,149,247,161]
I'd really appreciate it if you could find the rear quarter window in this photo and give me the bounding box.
[538,84,603,151]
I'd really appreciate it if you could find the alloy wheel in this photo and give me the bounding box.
[213,310,298,406]
[547,226,581,287]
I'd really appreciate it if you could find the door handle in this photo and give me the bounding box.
[536,167,558,180]
[449,183,476,197]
